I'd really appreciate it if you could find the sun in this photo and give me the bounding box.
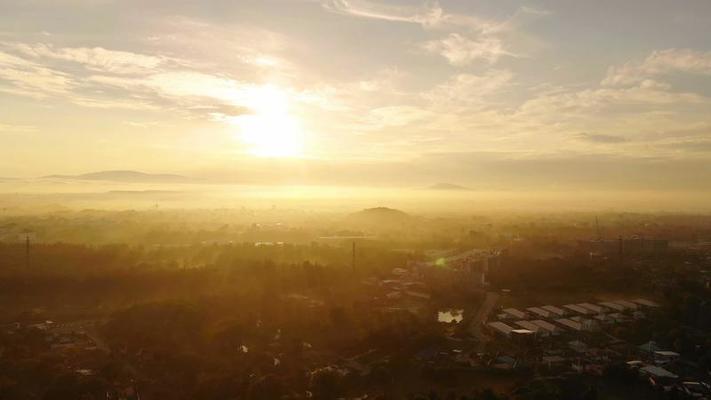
[234,85,304,157]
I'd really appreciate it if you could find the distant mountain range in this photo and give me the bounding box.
[427,182,470,190]
[42,170,192,183]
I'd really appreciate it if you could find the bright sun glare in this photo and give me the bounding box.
[235,85,304,157]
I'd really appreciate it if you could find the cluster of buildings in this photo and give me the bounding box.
[486,298,658,338]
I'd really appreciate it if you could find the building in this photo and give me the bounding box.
[633,298,659,307]
[599,301,626,312]
[502,308,527,319]
[556,318,583,331]
[653,351,680,365]
[514,320,549,337]
[563,304,592,315]
[541,305,567,317]
[530,319,561,334]
[488,321,515,337]
[578,303,604,314]
[526,307,550,318]
[614,300,639,310]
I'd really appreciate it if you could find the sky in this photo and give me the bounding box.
[1,0,711,190]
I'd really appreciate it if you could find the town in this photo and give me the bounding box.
[0,208,709,399]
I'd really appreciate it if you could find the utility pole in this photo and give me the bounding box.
[351,241,356,273]
[595,217,601,241]
[618,235,624,265]
[25,234,30,269]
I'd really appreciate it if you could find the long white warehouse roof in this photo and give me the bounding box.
[514,320,542,332]
[526,307,550,318]
[633,298,659,307]
[530,319,559,332]
[563,304,592,315]
[541,305,566,316]
[502,308,527,319]
[556,318,583,331]
[578,303,604,313]
[488,321,514,335]
[599,302,625,311]
[614,300,639,309]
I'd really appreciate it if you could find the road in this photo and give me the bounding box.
[468,291,500,343]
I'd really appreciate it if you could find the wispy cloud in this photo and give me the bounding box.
[0,50,73,98]
[10,42,166,74]
[603,48,711,87]
[321,0,449,29]
[321,1,543,66]
[0,122,37,134]
[422,33,514,66]
[576,133,627,143]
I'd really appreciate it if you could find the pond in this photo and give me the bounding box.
[437,309,464,324]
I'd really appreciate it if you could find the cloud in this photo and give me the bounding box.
[666,139,711,152]
[362,105,432,129]
[0,122,37,133]
[11,43,165,74]
[320,0,448,29]
[0,50,73,98]
[424,70,513,109]
[0,41,288,120]
[603,48,711,87]
[422,33,513,65]
[322,2,542,66]
[576,133,627,143]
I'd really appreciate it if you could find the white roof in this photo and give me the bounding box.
[563,304,592,314]
[526,307,550,317]
[530,319,558,332]
[556,318,583,330]
[654,351,680,357]
[541,305,566,315]
[487,321,514,335]
[502,308,526,318]
[511,329,535,335]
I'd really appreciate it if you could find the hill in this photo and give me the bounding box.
[42,170,191,183]
[346,207,412,227]
[427,182,470,190]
